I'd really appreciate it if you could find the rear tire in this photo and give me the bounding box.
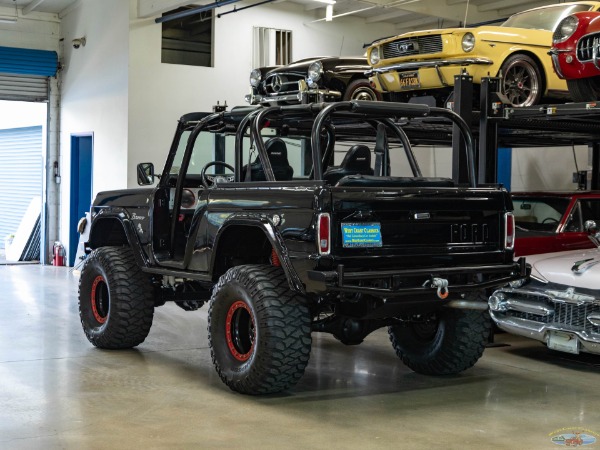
[567,77,600,102]
[208,265,312,394]
[388,293,490,375]
[78,246,155,349]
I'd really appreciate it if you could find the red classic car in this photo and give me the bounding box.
[550,8,600,101]
[512,191,600,256]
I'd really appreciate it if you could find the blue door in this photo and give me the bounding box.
[69,135,93,266]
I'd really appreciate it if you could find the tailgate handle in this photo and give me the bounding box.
[343,210,375,221]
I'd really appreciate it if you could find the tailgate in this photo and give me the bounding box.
[330,187,508,262]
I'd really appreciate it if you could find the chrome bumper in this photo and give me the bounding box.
[366,57,493,76]
[489,287,600,355]
[245,88,342,106]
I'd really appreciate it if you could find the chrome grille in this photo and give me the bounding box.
[577,33,600,62]
[261,73,303,96]
[381,35,442,59]
[506,294,600,334]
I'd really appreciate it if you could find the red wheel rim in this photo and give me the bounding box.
[225,300,255,361]
[91,275,109,324]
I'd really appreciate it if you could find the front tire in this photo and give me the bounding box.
[208,265,312,395]
[78,246,155,349]
[567,77,600,102]
[343,79,380,101]
[388,293,490,375]
[499,54,542,107]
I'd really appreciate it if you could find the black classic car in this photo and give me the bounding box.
[245,56,381,105]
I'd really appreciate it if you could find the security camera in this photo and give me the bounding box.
[72,37,86,49]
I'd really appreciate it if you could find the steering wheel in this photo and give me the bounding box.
[200,161,235,188]
[541,217,559,225]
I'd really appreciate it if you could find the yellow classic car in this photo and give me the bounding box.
[366,2,600,107]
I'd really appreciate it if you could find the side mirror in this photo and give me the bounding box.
[585,220,600,248]
[137,162,155,186]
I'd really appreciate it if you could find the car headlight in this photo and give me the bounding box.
[461,33,475,52]
[369,47,380,65]
[553,15,579,44]
[307,61,323,83]
[250,69,262,87]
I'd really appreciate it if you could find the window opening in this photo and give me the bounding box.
[162,7,213,67]
[252,27,292,67]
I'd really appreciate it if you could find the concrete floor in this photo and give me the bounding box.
[2,265,600,449]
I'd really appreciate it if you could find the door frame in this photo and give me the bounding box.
[69,133,93,266]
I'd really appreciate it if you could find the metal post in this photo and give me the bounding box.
[452,73,473,184]
[591,142,600,190]
[478,77,501,185]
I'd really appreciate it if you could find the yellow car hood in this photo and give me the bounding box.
[375,26,552,48]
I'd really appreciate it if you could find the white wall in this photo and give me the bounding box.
[511,146,588,191]
[127,0,397,187]
[59,0,130,253]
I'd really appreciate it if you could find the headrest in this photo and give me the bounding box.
[340,145,371,171]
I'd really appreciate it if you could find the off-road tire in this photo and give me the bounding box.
[343,79,380,101]
[78,246,155,349]
[208,264,312,395]
[567,77,600,102]
[388,293,490,375]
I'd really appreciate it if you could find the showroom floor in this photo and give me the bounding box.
[2,265,600,449]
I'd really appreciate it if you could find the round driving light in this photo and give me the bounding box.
[250,69,262,87]
[369,47,380,65]
[566,55,573,63]
[552,15,579,43]
[307,61,323,82]
[461,32,475,52]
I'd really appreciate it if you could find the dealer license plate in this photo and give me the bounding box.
[398,71,420,90]
[547,330,579,354]
[341,222,382,248]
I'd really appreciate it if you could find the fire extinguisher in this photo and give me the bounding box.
[53,241,65,266]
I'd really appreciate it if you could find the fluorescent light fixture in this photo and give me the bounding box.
[313,0,336,4]
[311,5,376,23]
[325,4,333,21]
[0,0,17,24]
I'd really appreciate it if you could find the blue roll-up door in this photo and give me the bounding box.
[0,46,58,102]
[0,46,58,77]
[0,126,42,249]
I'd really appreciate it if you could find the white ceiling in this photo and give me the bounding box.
[0,0,568,32]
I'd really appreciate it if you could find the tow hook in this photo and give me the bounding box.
[425,277,449,299]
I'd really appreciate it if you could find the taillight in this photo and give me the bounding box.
[317,213,330,255]
[504,212,515,250]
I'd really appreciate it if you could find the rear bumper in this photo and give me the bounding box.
[306,257,527,298]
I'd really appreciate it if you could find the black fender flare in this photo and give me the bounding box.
[211,213,306,294]
[87,208,150,268]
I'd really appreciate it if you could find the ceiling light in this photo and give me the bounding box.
[0,0,17,24]
[313,0,336,4]
[325,4,333,21]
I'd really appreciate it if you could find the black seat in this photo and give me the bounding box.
[323,145,374,185]
[243,138,294,181]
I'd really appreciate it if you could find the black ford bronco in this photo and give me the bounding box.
[78,101,526,394]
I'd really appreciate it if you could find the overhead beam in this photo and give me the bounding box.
[365,9,413,23]
[138,0,196,18]
[23,0,45,16]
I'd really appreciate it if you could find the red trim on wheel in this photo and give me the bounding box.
[225,300,255,361]
[91,275,107,324]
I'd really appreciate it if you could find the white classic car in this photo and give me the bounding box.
[489,224,600,355]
